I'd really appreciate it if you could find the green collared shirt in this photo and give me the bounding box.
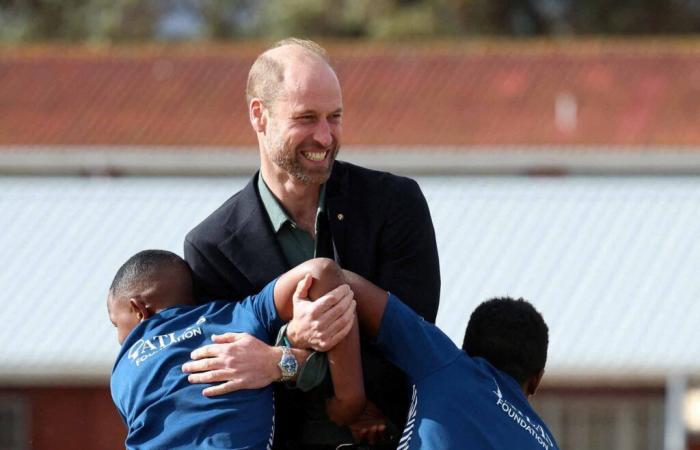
[259,174,344,444]
[257,173,328,267]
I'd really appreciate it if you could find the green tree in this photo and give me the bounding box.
[0,0,158,42]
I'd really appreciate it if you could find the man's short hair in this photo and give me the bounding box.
[245,37,331,106]
[110,249,190,299]
[462,297,549,384]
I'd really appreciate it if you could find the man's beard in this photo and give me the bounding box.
[267,137,339,185]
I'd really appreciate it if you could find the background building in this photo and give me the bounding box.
[1,37,699,450]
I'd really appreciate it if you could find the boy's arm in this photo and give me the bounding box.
[326,316,364,424]
[291,273,365,425]
[341,270,390,338]
[343,269,463,382]
[274,258,355,351]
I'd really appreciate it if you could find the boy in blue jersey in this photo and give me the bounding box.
[109,250,558,450]
[107,250,364,450]
[340,272,560,450]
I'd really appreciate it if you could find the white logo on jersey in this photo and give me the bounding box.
[127,323,203,367]
[491,378,555,450]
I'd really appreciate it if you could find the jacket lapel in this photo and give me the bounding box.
[326,162,351,266]
[218,173,289,289]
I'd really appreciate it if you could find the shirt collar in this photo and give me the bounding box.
[258,173,290,233]
[257,173,327,233]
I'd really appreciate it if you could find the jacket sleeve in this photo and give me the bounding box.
[375,177,440,323]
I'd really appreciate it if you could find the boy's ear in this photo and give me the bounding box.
[129,297,152,322]
[526,369,545,396]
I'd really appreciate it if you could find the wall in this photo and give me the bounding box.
[0,387,124,450]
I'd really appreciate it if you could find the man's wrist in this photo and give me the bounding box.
[284,320,304,348]
[273,347,311,383]
[267,346,284,383]
[277,346,298,382]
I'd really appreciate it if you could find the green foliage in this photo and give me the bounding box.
[367,2,445,38]
[197,0,263,39]
[0,0,158,42]
[1,0,699,42]
[572,0,700,34]
[257,0,461,39]
[259,0,370,38]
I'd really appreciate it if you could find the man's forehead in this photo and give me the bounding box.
[277,72,342,111]
[264,43,322,64]
[261,46,342,112]
[268,47,338,86]
[280,87,342,110]
[283,57,338,86]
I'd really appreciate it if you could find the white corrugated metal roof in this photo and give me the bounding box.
[0,176,246,384]
[425,176,700,383]
[1,174,699,385]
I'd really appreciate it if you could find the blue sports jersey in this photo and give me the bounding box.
[376,295,559,450]
[110,279,282,450]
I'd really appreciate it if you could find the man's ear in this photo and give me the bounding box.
[129,297,152,322]
[250,98,267,133]
[526,369,545,397]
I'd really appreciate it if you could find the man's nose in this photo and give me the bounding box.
[313,119,333,148]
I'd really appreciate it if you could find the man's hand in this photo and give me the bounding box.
[285,274,356,351]
[182,332,280,396]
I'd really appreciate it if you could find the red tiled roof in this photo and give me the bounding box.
[1,41,699,147]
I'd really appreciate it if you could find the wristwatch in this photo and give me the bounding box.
[278,346,298,382]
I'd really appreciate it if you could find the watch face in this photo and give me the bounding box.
[281,359,296,372]
[279,348,298,379]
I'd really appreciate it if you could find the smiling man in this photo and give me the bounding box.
[184,38,440,449]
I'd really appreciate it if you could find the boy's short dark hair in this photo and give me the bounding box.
[462,297,549,384]
[110,249,191,298]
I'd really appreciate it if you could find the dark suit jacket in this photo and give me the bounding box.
[184,160,440,445]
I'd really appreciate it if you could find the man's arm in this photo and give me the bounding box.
[184,258,364,420]
[185,333,314,397]
[182,258,356,388]
[243,259,366,424]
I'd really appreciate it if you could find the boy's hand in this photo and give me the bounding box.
[183,332,280,396]
[349,401,389,445]
[286,274,356,351]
